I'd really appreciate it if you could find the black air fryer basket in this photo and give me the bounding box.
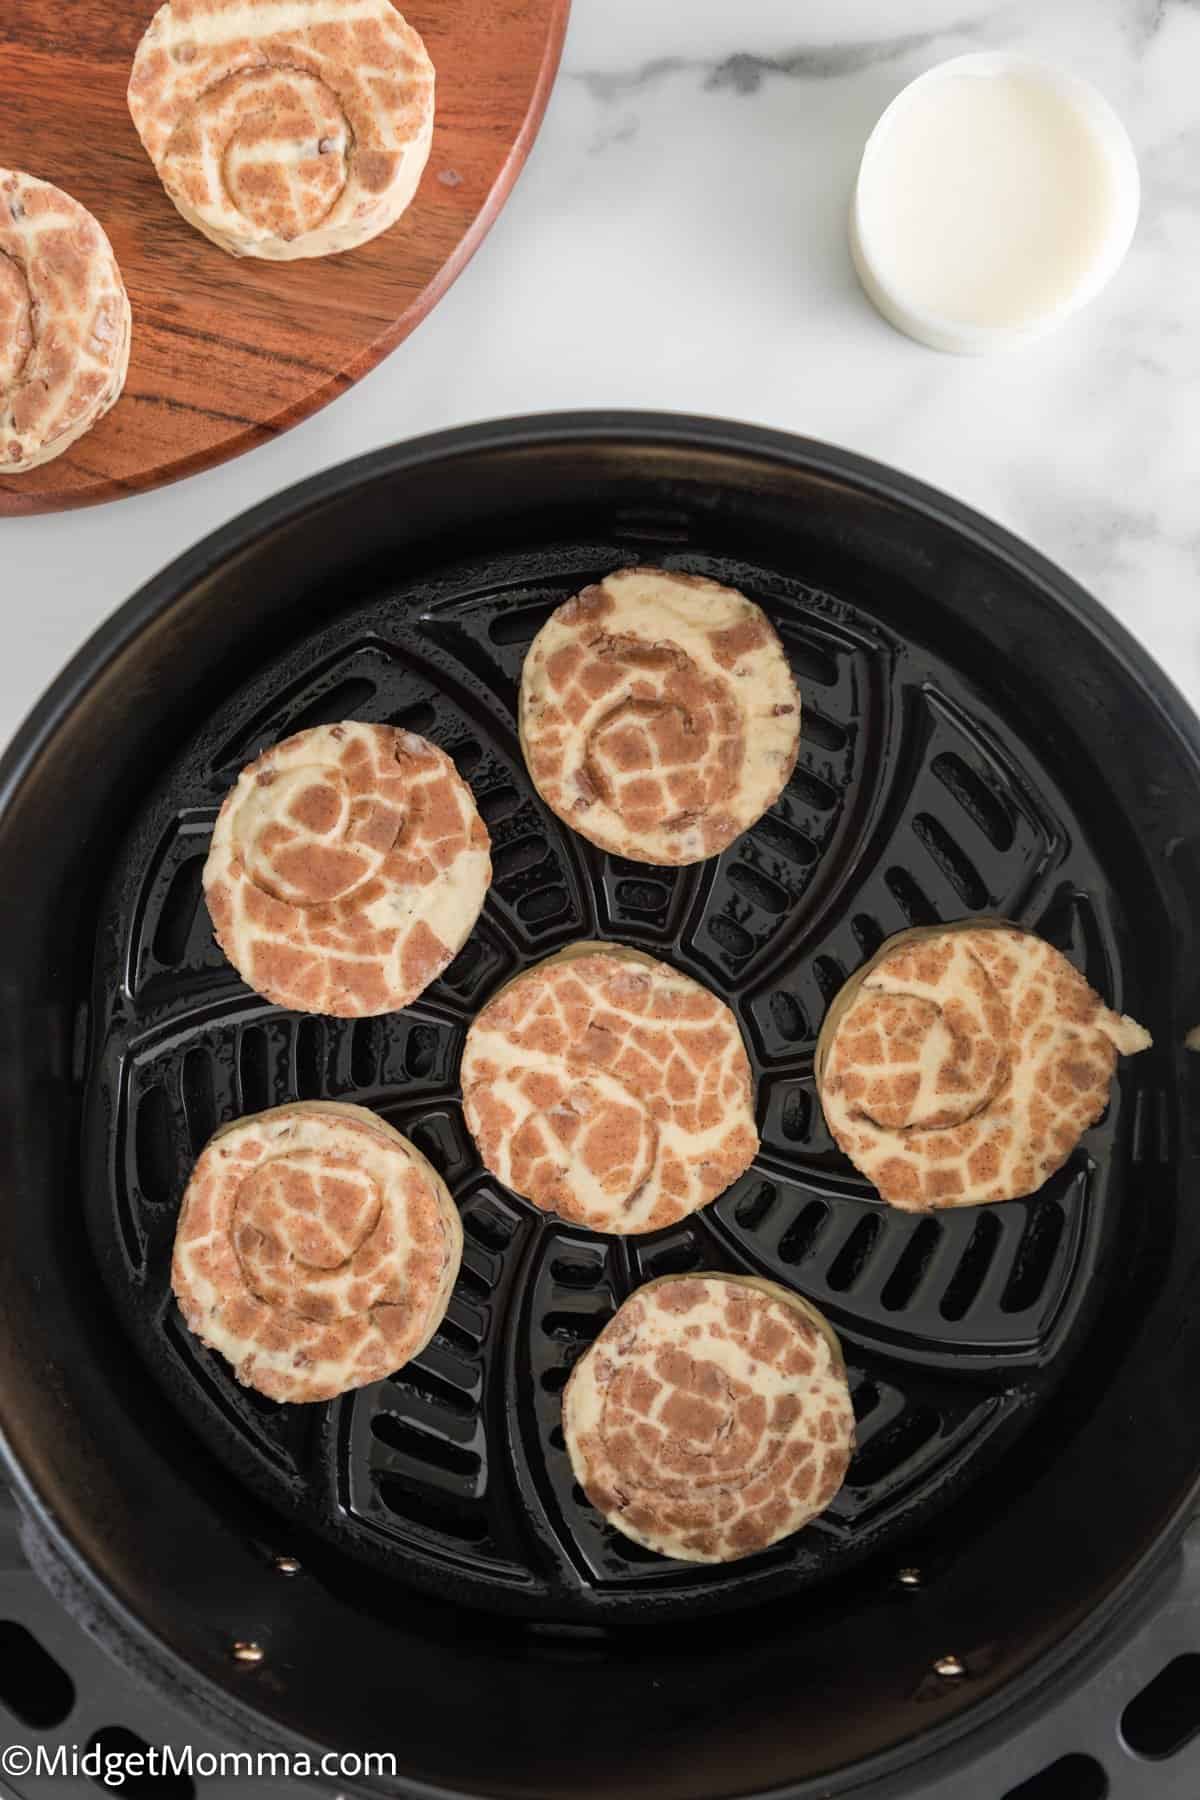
[0,415,1198,1799]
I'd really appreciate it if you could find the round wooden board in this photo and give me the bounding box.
[0,0,569,516]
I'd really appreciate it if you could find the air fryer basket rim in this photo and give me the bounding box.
[1,411,1198,1800]
[5,409,1200,808]
[5,1444,1197,1800]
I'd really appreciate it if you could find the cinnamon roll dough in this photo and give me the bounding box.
[564,1274,854,1562]
[172,1101,462,1402]
[204,722,491,1017]
[0,170,130,473]
[128,0,435,260]
[519,568,801,865]
[461,944,758,1234]
[816,922,1151,1210]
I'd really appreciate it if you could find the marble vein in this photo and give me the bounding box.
[573,26,979,104]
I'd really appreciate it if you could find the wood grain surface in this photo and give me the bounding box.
[0,0,569,515]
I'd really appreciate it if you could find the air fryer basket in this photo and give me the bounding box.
[0,415,1197,1799]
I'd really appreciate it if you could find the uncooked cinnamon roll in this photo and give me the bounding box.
[204,722,491,1017]
[127,0,435,260]
[816,922,1152,1211]
[172,1101,463,1402]
[0,170,130,473]
[461,944,758,1234]
[564,1274,854,1562]
[519,568,801,865]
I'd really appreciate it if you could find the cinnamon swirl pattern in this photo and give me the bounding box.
[172,1102,463,1402]
[519,568,801,866]
[564,1275,854,1562]
[1,170,130,473]
[461,945,758,1234]
[816,923,1152,1211]
[128,0,435,260]
[203,722,491,1017]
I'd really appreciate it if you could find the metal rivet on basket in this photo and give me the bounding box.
[274,1554,302,1576]
[232,1641,266,1666]
[933,1654,966,1679]
[897,1566,922,1588]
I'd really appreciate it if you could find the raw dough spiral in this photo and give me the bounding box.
[461,944,759,1234]
[519,567,801,865]
[816,922,1152,1210]
[0,170,130,473]
[564,1274,854,1562]
[172,1101,463,1402]
[204,722,491,1017]
[128,0,435,260]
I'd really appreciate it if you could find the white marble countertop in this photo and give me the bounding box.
[3,0,1198,746]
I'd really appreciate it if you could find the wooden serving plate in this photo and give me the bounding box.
[0,0,569,515]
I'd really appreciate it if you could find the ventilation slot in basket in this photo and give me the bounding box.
[0,1621,75,1727]
[1122,1653,1200,1760]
